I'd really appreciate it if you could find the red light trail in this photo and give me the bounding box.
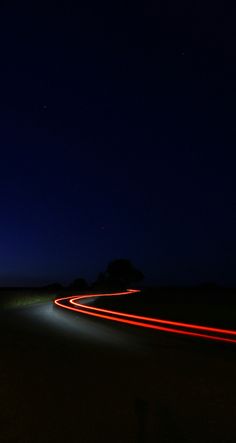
[54,289,236,344]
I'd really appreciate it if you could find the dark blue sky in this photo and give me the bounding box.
[0,3,235,286]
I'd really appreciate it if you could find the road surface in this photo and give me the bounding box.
[55,289,236,344]
[1,293,236,443]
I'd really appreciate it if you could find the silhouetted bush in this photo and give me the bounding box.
[93,259,144,289]
[41,283,64,292]
[106,259,144,287]
[69,278,89,291]
[92,272,107,289]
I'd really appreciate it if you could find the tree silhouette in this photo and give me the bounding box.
[70,278,88,291]
[42,283,63,292]
[93,272,107,289]
[106,259,144,287]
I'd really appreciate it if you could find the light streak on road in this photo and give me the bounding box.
[54,289,236,344]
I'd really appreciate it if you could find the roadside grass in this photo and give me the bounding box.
[0,288,56,310]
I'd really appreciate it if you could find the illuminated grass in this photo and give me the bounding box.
[0,290,56,310]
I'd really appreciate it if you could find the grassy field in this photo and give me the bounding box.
[0,288,57,310]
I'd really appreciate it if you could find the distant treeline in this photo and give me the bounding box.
[1,258,235,303]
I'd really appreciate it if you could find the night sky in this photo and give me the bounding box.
[0,3,235,286]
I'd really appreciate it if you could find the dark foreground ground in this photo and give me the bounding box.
[94,286,236,329]
[1,289,236,442]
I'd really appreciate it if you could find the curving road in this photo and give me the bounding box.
[55,289,236,344]
[3,290,236,442]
